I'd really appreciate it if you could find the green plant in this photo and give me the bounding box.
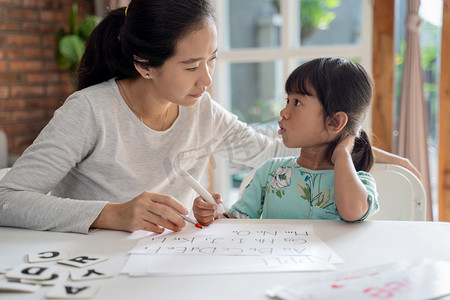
[272,0,341,43]
[56,4,101,87]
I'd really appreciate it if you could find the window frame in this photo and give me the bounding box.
[210,0,374,201]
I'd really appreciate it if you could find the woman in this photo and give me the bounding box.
[0,0,417,234]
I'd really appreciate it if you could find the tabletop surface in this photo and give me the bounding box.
[1,219,450,300]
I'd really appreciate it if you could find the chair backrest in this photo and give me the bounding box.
[367,163,426,221]
[238,163,426,221]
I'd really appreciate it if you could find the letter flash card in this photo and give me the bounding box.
[28,250,69,263]
[70,266,115,281]
[46,283,99,299]
[58,255,108,268]
[6,264,57,281]
[21,270,69,286]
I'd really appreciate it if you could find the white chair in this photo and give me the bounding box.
[367,163,426,221]
[238,163,426,221]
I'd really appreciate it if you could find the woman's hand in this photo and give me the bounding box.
[372,147,421,180]
[91,191,189,233]
[192,193,222,226]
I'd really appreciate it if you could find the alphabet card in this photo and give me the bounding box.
[21,270,69,286]
[6,264,57,281]
[70,266,115,281]
[28,250,68,263]
[0,251,113,297]
[0,280,41,293]
[58,255,108,268]
[46,283,99,299]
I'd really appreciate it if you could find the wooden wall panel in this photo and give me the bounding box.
[439,0,450,221]
[372,0,395,152]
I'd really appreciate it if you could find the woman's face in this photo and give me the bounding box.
[149,20,218,106]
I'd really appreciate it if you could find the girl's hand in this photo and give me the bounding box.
[331,135,355,165]
[192,193,222,226]
[91,191,189,233]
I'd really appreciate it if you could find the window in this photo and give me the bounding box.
[210,0,374,205]
[393,0,442,218]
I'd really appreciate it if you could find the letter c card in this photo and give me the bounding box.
[28,250,68,263]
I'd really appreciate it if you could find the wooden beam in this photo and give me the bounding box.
[439,0,450,221]
[371,0,395,152]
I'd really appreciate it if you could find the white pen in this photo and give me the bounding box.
[179,169,230,218]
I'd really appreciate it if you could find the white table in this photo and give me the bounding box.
[1,219,450,300]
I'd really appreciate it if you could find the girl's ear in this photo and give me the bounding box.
[133,55,154,79]
[326,111,348,134]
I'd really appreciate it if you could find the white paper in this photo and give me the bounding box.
[266,259,450,300]
[122,254,335,276]
[130,223,341,261]
[123,223,342,276]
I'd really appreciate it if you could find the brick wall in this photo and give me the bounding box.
[0,0,95,159]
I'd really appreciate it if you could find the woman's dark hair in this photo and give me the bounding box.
[285,57,374,172]
[77,0,215,90]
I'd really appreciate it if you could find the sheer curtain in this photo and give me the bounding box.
[397,0,432,220]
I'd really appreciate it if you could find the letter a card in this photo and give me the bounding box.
[46,283,99,299]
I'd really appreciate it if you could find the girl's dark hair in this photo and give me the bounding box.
[285,57,374,172]
[77,0,215,90]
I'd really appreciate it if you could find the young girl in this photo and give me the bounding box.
[193,57,379,224]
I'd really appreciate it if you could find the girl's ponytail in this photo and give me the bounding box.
[351,129,374,172]
[77,7,136,90]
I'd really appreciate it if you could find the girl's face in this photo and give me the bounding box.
[278,91,332,149]
[148,20,218,106]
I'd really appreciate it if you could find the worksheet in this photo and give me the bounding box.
[129,223,339,258]
[122,222,342,276]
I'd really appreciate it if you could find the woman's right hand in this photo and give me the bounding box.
[91,191,189,233]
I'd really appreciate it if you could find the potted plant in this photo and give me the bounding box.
[56,3,101,88]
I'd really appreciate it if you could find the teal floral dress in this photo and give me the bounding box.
[229,157,379,221]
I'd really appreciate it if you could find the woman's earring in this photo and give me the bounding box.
[145,74,150,79]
